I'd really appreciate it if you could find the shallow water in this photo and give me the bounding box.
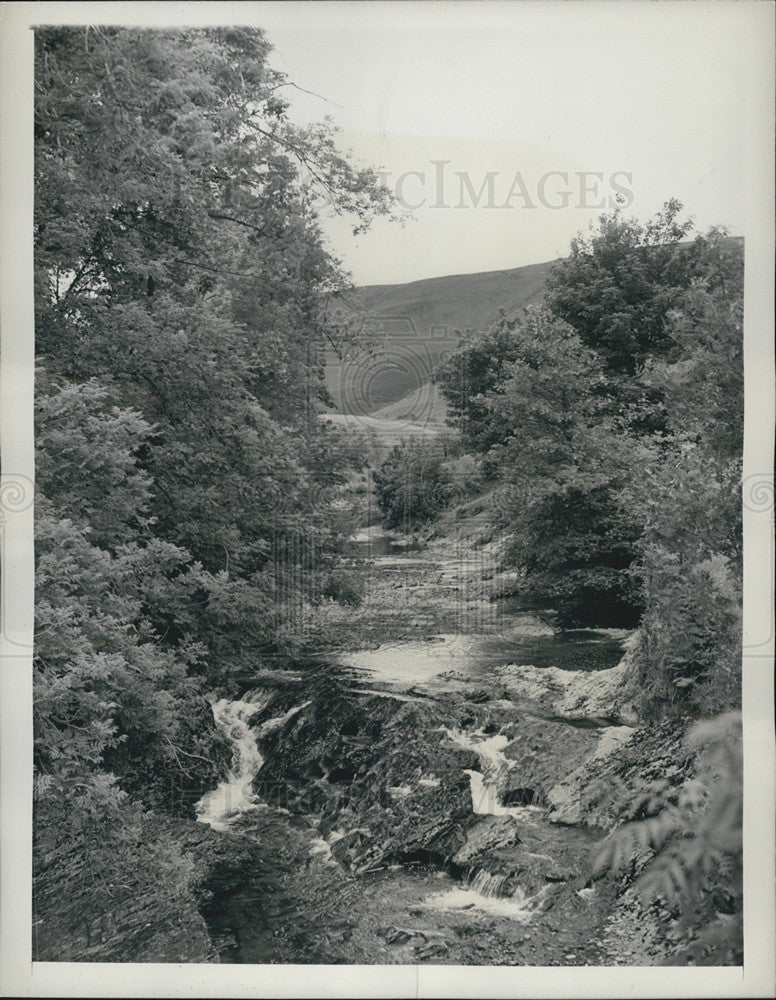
[336,628,625,688]
[347,529,425,558]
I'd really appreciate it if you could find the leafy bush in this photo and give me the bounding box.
[594,712,742,965]
[499,481,642,627]
[629,548,741,717]
[438,453,485,501]
[373,438,456,529]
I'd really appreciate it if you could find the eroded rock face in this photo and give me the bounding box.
[249,667,633,905]
[493,643,639,727]
[452,816,519,864]
[179,617,690,967]
[257,685,480,872]
[32,816,235,963]
[501,717,600,804]
[544,725,636,826]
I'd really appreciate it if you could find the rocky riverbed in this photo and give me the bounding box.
[180,524,690,966]
[34,521,691,966]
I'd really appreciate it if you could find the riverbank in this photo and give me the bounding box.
[33,514,696,966]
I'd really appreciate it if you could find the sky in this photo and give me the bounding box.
[249,1,757,286]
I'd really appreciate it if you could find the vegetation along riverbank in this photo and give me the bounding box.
[32,25,743,969]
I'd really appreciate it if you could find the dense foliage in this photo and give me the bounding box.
[595,712,742,964]
[33,27,391,838]
[545,199,719,376]
[438,205,743,709]
[373,436,483,529]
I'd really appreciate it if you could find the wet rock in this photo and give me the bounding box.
[258,688,486,874]
[543,865,575,883]
[452,816,519,865]
[328,765,357,784]
[546,783,584,825]
[545,726,636,826]
[380,926,412,945]
[462,819,592,900]
[330,828,372,867]
[501,717,597,801]
[497,643,639,725]
[502,787,538,806]
[467,689,491,704]
[416,940,449,959]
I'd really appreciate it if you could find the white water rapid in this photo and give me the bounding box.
[469,869,509,897]
[442,727,542,821]
[196,693,308,832]
[421,876,546,922]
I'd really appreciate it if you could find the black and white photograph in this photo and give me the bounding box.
[0,1,774,997]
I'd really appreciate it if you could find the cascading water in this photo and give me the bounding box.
[469,869,509,898]
[196,693,308,832]
[442,727,542,821]
[421,875,544,922]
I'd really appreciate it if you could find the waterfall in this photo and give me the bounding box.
[464,768,512,816]
[421,877,541,922]
[421,856,545,922]
[196,693,308,832]
[469,869,509,898]
[444,727,541,820]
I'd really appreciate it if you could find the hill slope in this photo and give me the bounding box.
[325,259,553,415]
[353,259,551,338]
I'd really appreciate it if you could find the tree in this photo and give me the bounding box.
[33,26,395,830]
[544,199,701,375]
[373,437,456,529]
[437,314,531,452]
[34,26,393,682]
[480,309,642,627]
[622,234,744,715]
[644,230,744,461]
[34,380,209,817]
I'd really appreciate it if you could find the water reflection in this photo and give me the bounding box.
[336,629,626,688]
[347,528,425,558]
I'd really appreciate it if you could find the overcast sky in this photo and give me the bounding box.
[251,1,761,286]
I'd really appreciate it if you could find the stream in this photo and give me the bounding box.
[193,529,632,965]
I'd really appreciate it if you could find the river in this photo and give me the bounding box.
[193,527,633,965]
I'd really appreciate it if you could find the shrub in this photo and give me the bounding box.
[594,712,742,965]
[373,438,455,529]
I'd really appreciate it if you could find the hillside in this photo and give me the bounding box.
[325,259,553,415]
[354,259,552,336]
